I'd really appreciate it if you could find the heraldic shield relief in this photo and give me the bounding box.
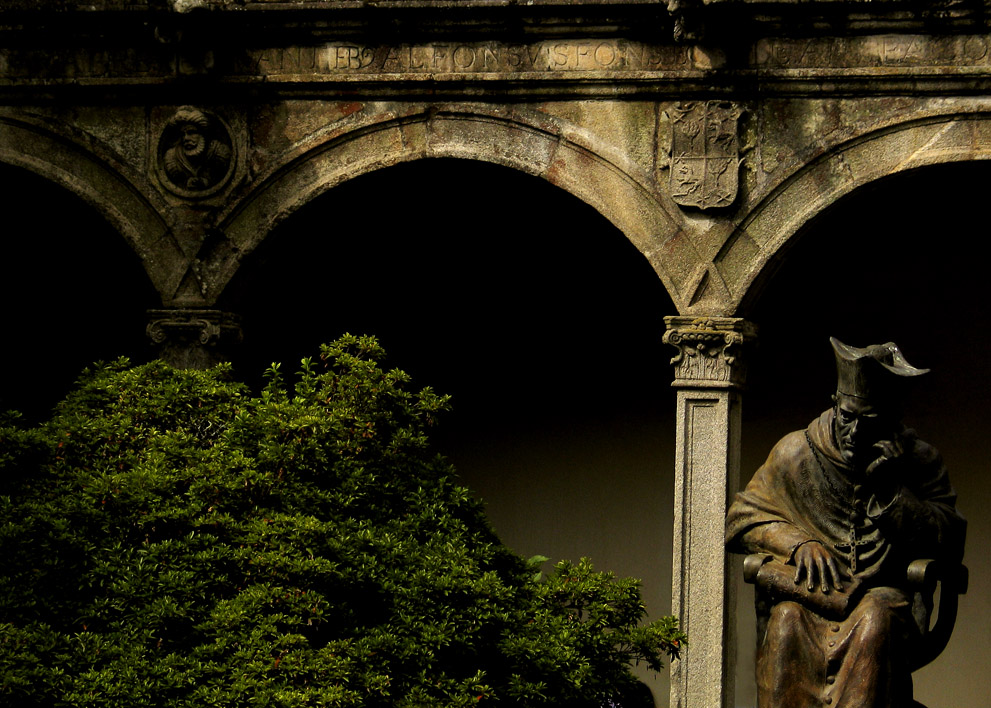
[669,101,743,210]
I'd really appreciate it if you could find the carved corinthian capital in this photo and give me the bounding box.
[663,316,757,388]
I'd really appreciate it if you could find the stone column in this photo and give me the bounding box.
[663,316,756,708]
[146,309,242,370]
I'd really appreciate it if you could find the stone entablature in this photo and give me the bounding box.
[4,2,991,97]
[6,34,991,95]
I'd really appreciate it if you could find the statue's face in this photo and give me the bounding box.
[832,393,896,466]
[180,124,206,156]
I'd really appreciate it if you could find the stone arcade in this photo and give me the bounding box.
[2,1,988,706]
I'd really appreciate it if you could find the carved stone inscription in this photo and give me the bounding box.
[0,48,174,80]
[754,34,991,68]
[245,40,691,76]
[4,35,991,84]
[669,101,742,211]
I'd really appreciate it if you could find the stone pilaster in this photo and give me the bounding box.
[146,309,242,370]
[663,316,756,708]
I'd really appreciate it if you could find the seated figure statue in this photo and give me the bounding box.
[726,337,966,708]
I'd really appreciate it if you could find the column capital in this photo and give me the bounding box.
[663,316,757,389]
[146,309,242,370]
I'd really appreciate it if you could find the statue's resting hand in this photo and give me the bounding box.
[792,541,847,593]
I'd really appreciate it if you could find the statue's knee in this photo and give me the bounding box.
[855,597,895,645]
[767,601,805,639]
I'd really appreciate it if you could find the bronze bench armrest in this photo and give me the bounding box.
[906,558,968,672]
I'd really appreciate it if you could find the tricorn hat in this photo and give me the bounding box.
[831,337,928,402]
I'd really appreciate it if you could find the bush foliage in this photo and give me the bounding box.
[0,335,683,707]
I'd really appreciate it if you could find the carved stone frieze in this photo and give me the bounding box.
[147,309,242,369]
[663,316,757,388]
[669,101,743,210]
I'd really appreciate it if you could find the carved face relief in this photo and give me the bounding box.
[156,106,235,197]
[180,124,207,156]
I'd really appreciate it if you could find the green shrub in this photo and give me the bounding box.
[0,335,683,707]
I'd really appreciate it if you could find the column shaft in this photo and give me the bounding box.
[664,316,755,708]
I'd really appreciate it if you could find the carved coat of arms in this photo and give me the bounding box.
[669,101,743,210]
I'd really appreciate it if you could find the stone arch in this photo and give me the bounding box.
[215,105,700,311]
[719,113,991,315]
[0,112,182,303]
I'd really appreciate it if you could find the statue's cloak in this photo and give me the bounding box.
[726,408,963,583]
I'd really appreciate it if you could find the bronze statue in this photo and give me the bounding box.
[726,338,966,708]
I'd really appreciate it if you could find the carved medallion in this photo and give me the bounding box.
[156,106,235,198]
[669,101,742,210]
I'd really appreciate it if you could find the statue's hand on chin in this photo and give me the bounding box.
[865,437,905,503]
